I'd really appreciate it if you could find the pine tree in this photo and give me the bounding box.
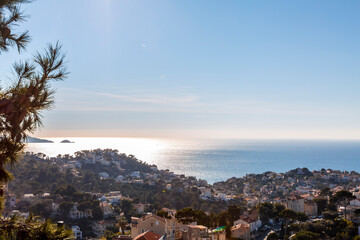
[0,1,70,238]
[0,0,67,186]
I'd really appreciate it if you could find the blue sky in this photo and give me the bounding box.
[1,0,360,139]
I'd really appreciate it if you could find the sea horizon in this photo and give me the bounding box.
[25,137,360,184]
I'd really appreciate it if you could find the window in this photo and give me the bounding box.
[151,223,153,227]
[156,221,159,225]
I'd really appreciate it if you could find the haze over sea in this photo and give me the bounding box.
[25,138,360,184]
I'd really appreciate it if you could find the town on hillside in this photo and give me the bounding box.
[3,149,360,239]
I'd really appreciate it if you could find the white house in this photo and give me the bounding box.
[131,171,141,178]
[70,204,92,219]
[234,217,262,233]
[72,226,82,239]
[99,172,109,179]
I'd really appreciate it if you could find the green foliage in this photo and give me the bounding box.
[0,214,71,239]
[280,209,297,220]
[227,205,243,222]
[291,231,320,240]
[296,212,308,222]
[322,210,338,220]
[0,42,67,183]
[176,207,202,224]
[320,187,332,197]
[267,232,278,240]
[258,202,285,222]
[0,0,67,184]
[292,218,357,240]
[0,0,31,52]
[330,190,356,219]
[9,152,231,216]
[314,198,327,215]
[280,209,297,240]
[156,210,171,219]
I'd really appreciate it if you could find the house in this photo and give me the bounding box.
[51,202,60,215]
[7,194,16,208]
[69,204,92,219]
[231,224,250,240]
[234,216,262,232]
[163,208,194,240]
[209,230,226,240]
[93,220,114,237]
[131,214,166,238]
[200,189,212,200]
[134,203,145,214]
[182,225,208,240]
[23,193,35,199]
[72,226,82,240]
[286,195,304,213]
[100,159,111,166]
[131,171,141,178]
[100,202,114,217]
[304,199,318,216]
[99,172,109,179]
[133,231,162,240]
[116,175,125,181]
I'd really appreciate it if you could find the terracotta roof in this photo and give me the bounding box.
[287,195,303,201]
[239,216,257,223]
[133,231,162,240]
[141,214,165,223]
[231,224,250,231]
[188,225,207,230]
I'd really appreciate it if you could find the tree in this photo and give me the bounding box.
[267,232,278,240]
[258,202,276,222]
[314,198,327,215]
[156,210,171,219]
[0,42,67,183]
[0,0,30,53]
[322,210,338,220]
[296,212,308,222]
[258,202,285,223]
[175,207,197,224]
[330,190,355,220]
[0,214,71,239]
[320,187,332,197]
[0,0,67,185]
[280,209,297,240]
[227,205,241,222]
[291,231,320,240]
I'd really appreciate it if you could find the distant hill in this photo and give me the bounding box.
[26,137,54,143]
[60,139,74,143]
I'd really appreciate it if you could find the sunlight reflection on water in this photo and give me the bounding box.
[25,138,360,184]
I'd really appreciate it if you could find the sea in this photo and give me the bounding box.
[24,138,360,184]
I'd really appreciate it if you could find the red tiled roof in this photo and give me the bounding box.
[287,195,303,201]
[133,231,162,240]
[141,214,165,223]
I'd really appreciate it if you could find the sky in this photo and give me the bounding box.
[1,0,360,139]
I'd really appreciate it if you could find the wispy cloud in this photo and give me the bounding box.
[56,87,324,116]
[140,43,146,48]
[59,88,198,105]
